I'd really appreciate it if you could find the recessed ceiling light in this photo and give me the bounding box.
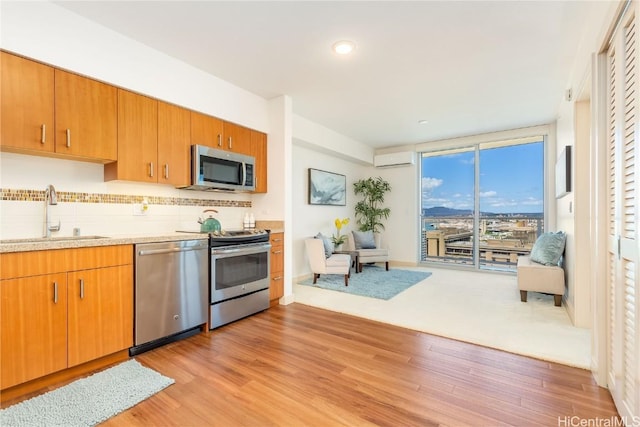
[332,40,356,55]
[418,119,429,125]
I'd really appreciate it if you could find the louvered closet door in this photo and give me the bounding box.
[606,5,639,422]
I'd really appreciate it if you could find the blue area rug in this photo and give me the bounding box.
[298,265,431,300]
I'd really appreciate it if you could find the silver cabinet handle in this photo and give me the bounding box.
[272,250,283,254]
[53,281,58,304]
[164,164,169,179]
[228,136,233,149]
[273,276,283,281]
[272,238,283,242]
[41,124,46,144]
[217,134,222,147]
[149,162,154,178]
[80,278,85,299]
[66,129,71,147]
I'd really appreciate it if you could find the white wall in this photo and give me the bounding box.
[370,164,419,265]
[291,144,370,278]
[293,115,374,165]
[554,0,620,330]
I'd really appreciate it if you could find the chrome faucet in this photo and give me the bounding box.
[44,184,61,238]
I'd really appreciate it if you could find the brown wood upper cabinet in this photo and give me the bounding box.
[191,111,251,154]
[106,94,191,186]
[251,130,268,193]
[1,51,55,154]
[54,69,118,162]
[191,111,224,149]
[1,52,117,162]
[105,89,158,183]
[223,121,252,155]
[157,101,191,186]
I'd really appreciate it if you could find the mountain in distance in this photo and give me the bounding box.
[423,206,543,217]
[424,207,473,216]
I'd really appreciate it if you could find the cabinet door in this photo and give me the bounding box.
[251,130,268,193]
[54,70,117,162]
[158,101,191,186]
[269,233,284,301]
[67,265,133,367]
[0,273,67,389]
[223,121,252,155]
[1,52,55,153]
[191,111,224,149]
[105,89,158,182]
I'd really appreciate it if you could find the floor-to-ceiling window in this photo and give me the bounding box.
[420,137,545,272]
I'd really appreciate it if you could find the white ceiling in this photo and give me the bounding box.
[55,1,597,149]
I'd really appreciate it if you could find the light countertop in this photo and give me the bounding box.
[0,233,208,253]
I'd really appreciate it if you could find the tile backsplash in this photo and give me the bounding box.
[0,187,253,239]
[0,153,258,240]
[1,188,251,207]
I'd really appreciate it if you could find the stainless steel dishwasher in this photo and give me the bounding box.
[131,239,209,355]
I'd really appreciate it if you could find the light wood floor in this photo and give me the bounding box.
[19,303,624,426]
[109,303,619,426]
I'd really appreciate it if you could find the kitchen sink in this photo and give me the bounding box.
[0,235,109,244]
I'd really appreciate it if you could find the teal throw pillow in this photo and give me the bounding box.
[315,232,333,258]
[530,231,566,266]
[352,230,376,249]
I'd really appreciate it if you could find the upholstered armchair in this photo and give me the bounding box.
[304,238,351,286]
[517,231,566,306]
[344,231,389,273]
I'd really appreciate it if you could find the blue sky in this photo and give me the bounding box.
[421,142,544,214]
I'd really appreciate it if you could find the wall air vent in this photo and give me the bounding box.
[373,151,416,168]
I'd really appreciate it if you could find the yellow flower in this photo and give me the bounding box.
[332,218,350,246]
[334,217,349,231]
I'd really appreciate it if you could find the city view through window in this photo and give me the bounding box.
[420,140,545,271]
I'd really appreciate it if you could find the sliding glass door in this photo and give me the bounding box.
[420,137,545,271]
[421,147,476,266]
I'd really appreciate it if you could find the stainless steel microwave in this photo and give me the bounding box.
[183,145,256,192]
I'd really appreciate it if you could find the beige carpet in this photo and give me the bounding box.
[293,265,590,369]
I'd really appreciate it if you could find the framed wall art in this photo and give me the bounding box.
[308,168,346,206]
[555,145,572,199]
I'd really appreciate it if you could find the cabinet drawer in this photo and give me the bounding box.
[66,245,133,271]
[0,250,67,280]
[0,245,133,280]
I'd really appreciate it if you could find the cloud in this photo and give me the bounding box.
[460,157,475,165]
[522,197,543,206]
[480,190,497,197]
[422,177,443,192]
[490,201,518,207]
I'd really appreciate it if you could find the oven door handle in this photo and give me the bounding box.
[211,243,271,256]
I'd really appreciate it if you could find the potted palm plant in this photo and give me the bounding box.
[353,177,391,232]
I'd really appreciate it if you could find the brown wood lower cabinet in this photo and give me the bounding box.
[0,273,68,389]
[0,245,133,391]
[67,265,133,367]
[269,232,284,304]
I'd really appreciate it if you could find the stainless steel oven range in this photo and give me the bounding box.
[208,229,271,329]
